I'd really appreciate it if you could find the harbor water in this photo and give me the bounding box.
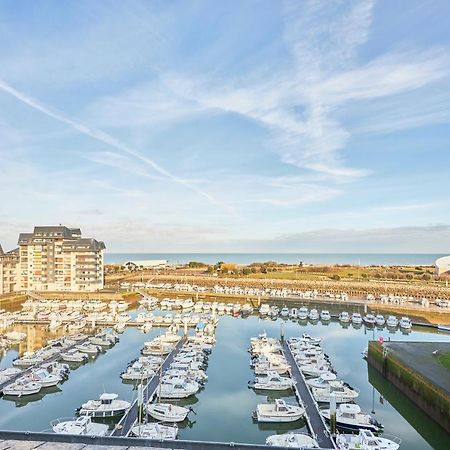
[0,307,449,449]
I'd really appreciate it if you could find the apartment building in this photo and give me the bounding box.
[0,245,20,294]
[0,226,106,294]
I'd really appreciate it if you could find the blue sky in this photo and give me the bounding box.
[1,0,450,252]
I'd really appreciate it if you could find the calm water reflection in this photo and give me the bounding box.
[0,310,448,449]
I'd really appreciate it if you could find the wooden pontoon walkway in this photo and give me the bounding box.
[281,340,336,449]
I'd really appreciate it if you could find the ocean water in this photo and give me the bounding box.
[105,253,444,266]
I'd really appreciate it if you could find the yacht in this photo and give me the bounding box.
[241,304,254,315]
[339,311,350,323]
[249,371,295,391]
[159,378,199,399]
[306,372,337,389]
[320,310,331,321]
[300,333,321,345]
[363,313,376,325]
[336,429,400,450]
[280,306,289,318]
[312,381,359,403]
[375,314,386,327]
[269,305,279,318]
[2,379,42,396]
[266,433,319,448]
[351,313,363,324]
[253,399,305,422]
[77,393,131,417]
[298,306,308,320]
[386,316,399,328]
[289,308,298,319]
[259,304,270,316]
[146,402,191,422]
[254,360,290,375]
[321,403,383,433]
[51,416,108,436]
[131,423,178,440]
[308,309,319,321]
[399,317,412,330]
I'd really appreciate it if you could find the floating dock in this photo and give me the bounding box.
[281,340,336,449]
[111,337,187,437]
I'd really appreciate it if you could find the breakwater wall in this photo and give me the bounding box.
[367,341,450,433]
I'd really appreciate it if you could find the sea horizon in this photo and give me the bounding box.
[104,252,444,266]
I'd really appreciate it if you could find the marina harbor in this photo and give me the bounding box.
[0,293,449,449]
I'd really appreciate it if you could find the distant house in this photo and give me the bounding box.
[435,256,450,276]
[123,260,168,271]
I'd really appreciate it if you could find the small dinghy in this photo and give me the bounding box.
[253,399,305,423]
[131,422,178,439]
[321,404,383,433]
[146,402,191,422]
[77,393,130,417]
[51,416,108,436]
[266,432,319,447]
[336,429,400,450]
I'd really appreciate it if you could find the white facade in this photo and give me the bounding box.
[435,256,450,276]
[124,259,168,270]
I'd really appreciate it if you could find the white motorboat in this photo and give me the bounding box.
[51,416,108,436]
[308,309,319,320]
[241,304,254,315]
[3,379,42,396]
[266,433,319,448]
[321,403,383,433]
[306,372,337,389]
[300,362,332,377]
[29,368,61,387]
[0,367,22,384]
[159,378,199,398]
[386,315,399,328]
[182,299,194,309]
[131,423,178,440]
[339,311,350,323]
[77,393,131,417]
[12,353,43,368]
[60,349,89,363]
[352,313,363,324]
[121,365,155,381]
[399,317,412,330]
[254,399,305,422]
[249,371,295,391]
[146,402,191,422]
[364,314,376,325]
[298,306,308,320]
[75,343,101,355]
[336,429,400,450]
[320,310,331,321]
[312,381,359,403]
[89,335,112,347]
[375,314,386,326]
[259,304,270,315]
[269,305,279,317]
[289,308,298,319]
[280,306,289,317]
[254,360,290,375]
